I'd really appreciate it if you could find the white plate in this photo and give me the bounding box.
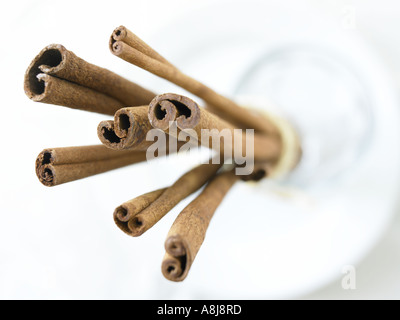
[144,0,400,298]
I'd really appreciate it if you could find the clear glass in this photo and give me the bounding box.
[234,45,374,189]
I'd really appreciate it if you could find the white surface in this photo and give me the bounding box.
[0,0,400,299]
[147,0,400,300]
[303,210,400,299]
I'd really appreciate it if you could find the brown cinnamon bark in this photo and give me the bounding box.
[109,27,279,134]
[110,26,173,67]
[113,188,167,235]
[114,162,222,237]
[148,93,282,163]
[162,170,239,282]
[97,106,156,150]
[31,74,123,114]
[24,44,156,115]
[35,145,148,187]
[148,93,230,131]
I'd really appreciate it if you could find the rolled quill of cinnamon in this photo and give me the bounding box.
[97,106,155,150]
[35,145,148,187]
[110,26,173,67]
[162,170,239,282]
[24,44,156,115]
[148,93,282,163]
[113,188,167,235]
[114,162,222,237]
[109,26,279,134]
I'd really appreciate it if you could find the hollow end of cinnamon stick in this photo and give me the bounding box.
[113,205,135,235]
[97,120,123,149]
[126,216,147,237]
[148,93,200,130]
[98,106,152,150]
[109,26,127,49]
[114,108,135,138]
[162,255,186,281]
[113,187,167,236]
[165,235,186,257]
[114,205,131,222]
[110,40,125,56]
[162,235,190,282]
[35,150,56,187]
[24,44,66,101]
[149,100,177,130]
[161,256,187,282]
[113,200,149,236]
[113,26,128,41]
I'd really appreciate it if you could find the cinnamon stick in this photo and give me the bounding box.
[35,145,148,187]
[162,170,239,282]
[114,188,167,236]
[31,74,122,115]
[110,26,173,67]
[148,93,231,132]
[114,162,222,237]
[24,44,156,115]
[109,26,279,134]
[148,93,282,163]
[97,106,155,150]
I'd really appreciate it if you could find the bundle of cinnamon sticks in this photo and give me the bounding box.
[24,26,300,282]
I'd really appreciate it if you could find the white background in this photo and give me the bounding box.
[0,0,400,299]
